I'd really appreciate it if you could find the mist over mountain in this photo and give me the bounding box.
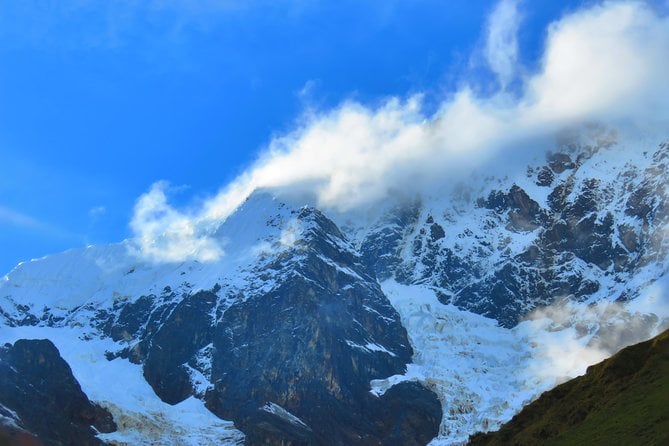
[469,328,669,445]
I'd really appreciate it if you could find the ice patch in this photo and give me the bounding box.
[345,340,397,357]
[261,402,312,431]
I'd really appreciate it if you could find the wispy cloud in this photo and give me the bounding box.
[0,205,76,241]
[130,181,222,263]
[521,276,669,385]
[130,1,669,263]
[0,205,46,230]
[0,0,316,52]
[88,205,106,217]
[485,0,521,89]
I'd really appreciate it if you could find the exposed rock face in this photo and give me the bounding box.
[359,138,669,327]
[204,208,441,445]
[0,339,116,446]
[0,428,41,446]
[134,289,214,404]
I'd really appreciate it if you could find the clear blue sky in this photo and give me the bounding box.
[0,0,627,274]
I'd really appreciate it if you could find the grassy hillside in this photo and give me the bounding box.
[468,328,669,446]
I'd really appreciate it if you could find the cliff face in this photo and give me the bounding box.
[0,197,443,445]
[0,339,116,446]
[121,207,443,445]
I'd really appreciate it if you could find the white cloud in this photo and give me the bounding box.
[485,0,521,89]
[520,283,669,385]
[129,181,223,263]
[0,205,71,239]
[525,1,669,122]
[130,1,669,263]
[0,205,45,229]
[88,205,106,217]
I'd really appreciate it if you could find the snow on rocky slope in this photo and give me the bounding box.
[348,131,669,326]
[2,192,442,445]
[0,326,244,445]
[0,193,299,444]
[373,278,668,445]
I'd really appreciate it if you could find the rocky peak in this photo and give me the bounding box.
[0,135,666,445]
[93,195,442,445]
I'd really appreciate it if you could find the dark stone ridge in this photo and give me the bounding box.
[0,423,40,446]
[2,138,667,444]
[0,339,116,446]
[547,152,577,173]
[141,290,218,404]
[536,166,554,187]
[202,209,442,444]
[360,200,422,282]
[479,184,546,232]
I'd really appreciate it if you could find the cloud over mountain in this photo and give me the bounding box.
[131,0,669,263]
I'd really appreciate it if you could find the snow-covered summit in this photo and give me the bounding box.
[0,189,309,326]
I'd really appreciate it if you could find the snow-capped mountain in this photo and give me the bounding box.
[1,132,668,445]
[352,132,668,328]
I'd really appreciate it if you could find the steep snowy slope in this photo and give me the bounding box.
[0,326,244,445]
[0,337,116,445]
[469,327,669,446]
[0,192,297,326]
[372,278,667,445]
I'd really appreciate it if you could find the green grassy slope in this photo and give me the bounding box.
[468,328,669,446]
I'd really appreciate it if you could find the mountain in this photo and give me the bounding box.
[1,130,668,445]
[0,195,442,445]
[468,328,669,446]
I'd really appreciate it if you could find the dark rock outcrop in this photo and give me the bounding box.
[142,290,218,404]
[1,137,666,445]
[0,339,116,446]
[203,208,442,445]
[108,206,442,445]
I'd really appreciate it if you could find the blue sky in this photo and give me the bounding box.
[1,0,668,273]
